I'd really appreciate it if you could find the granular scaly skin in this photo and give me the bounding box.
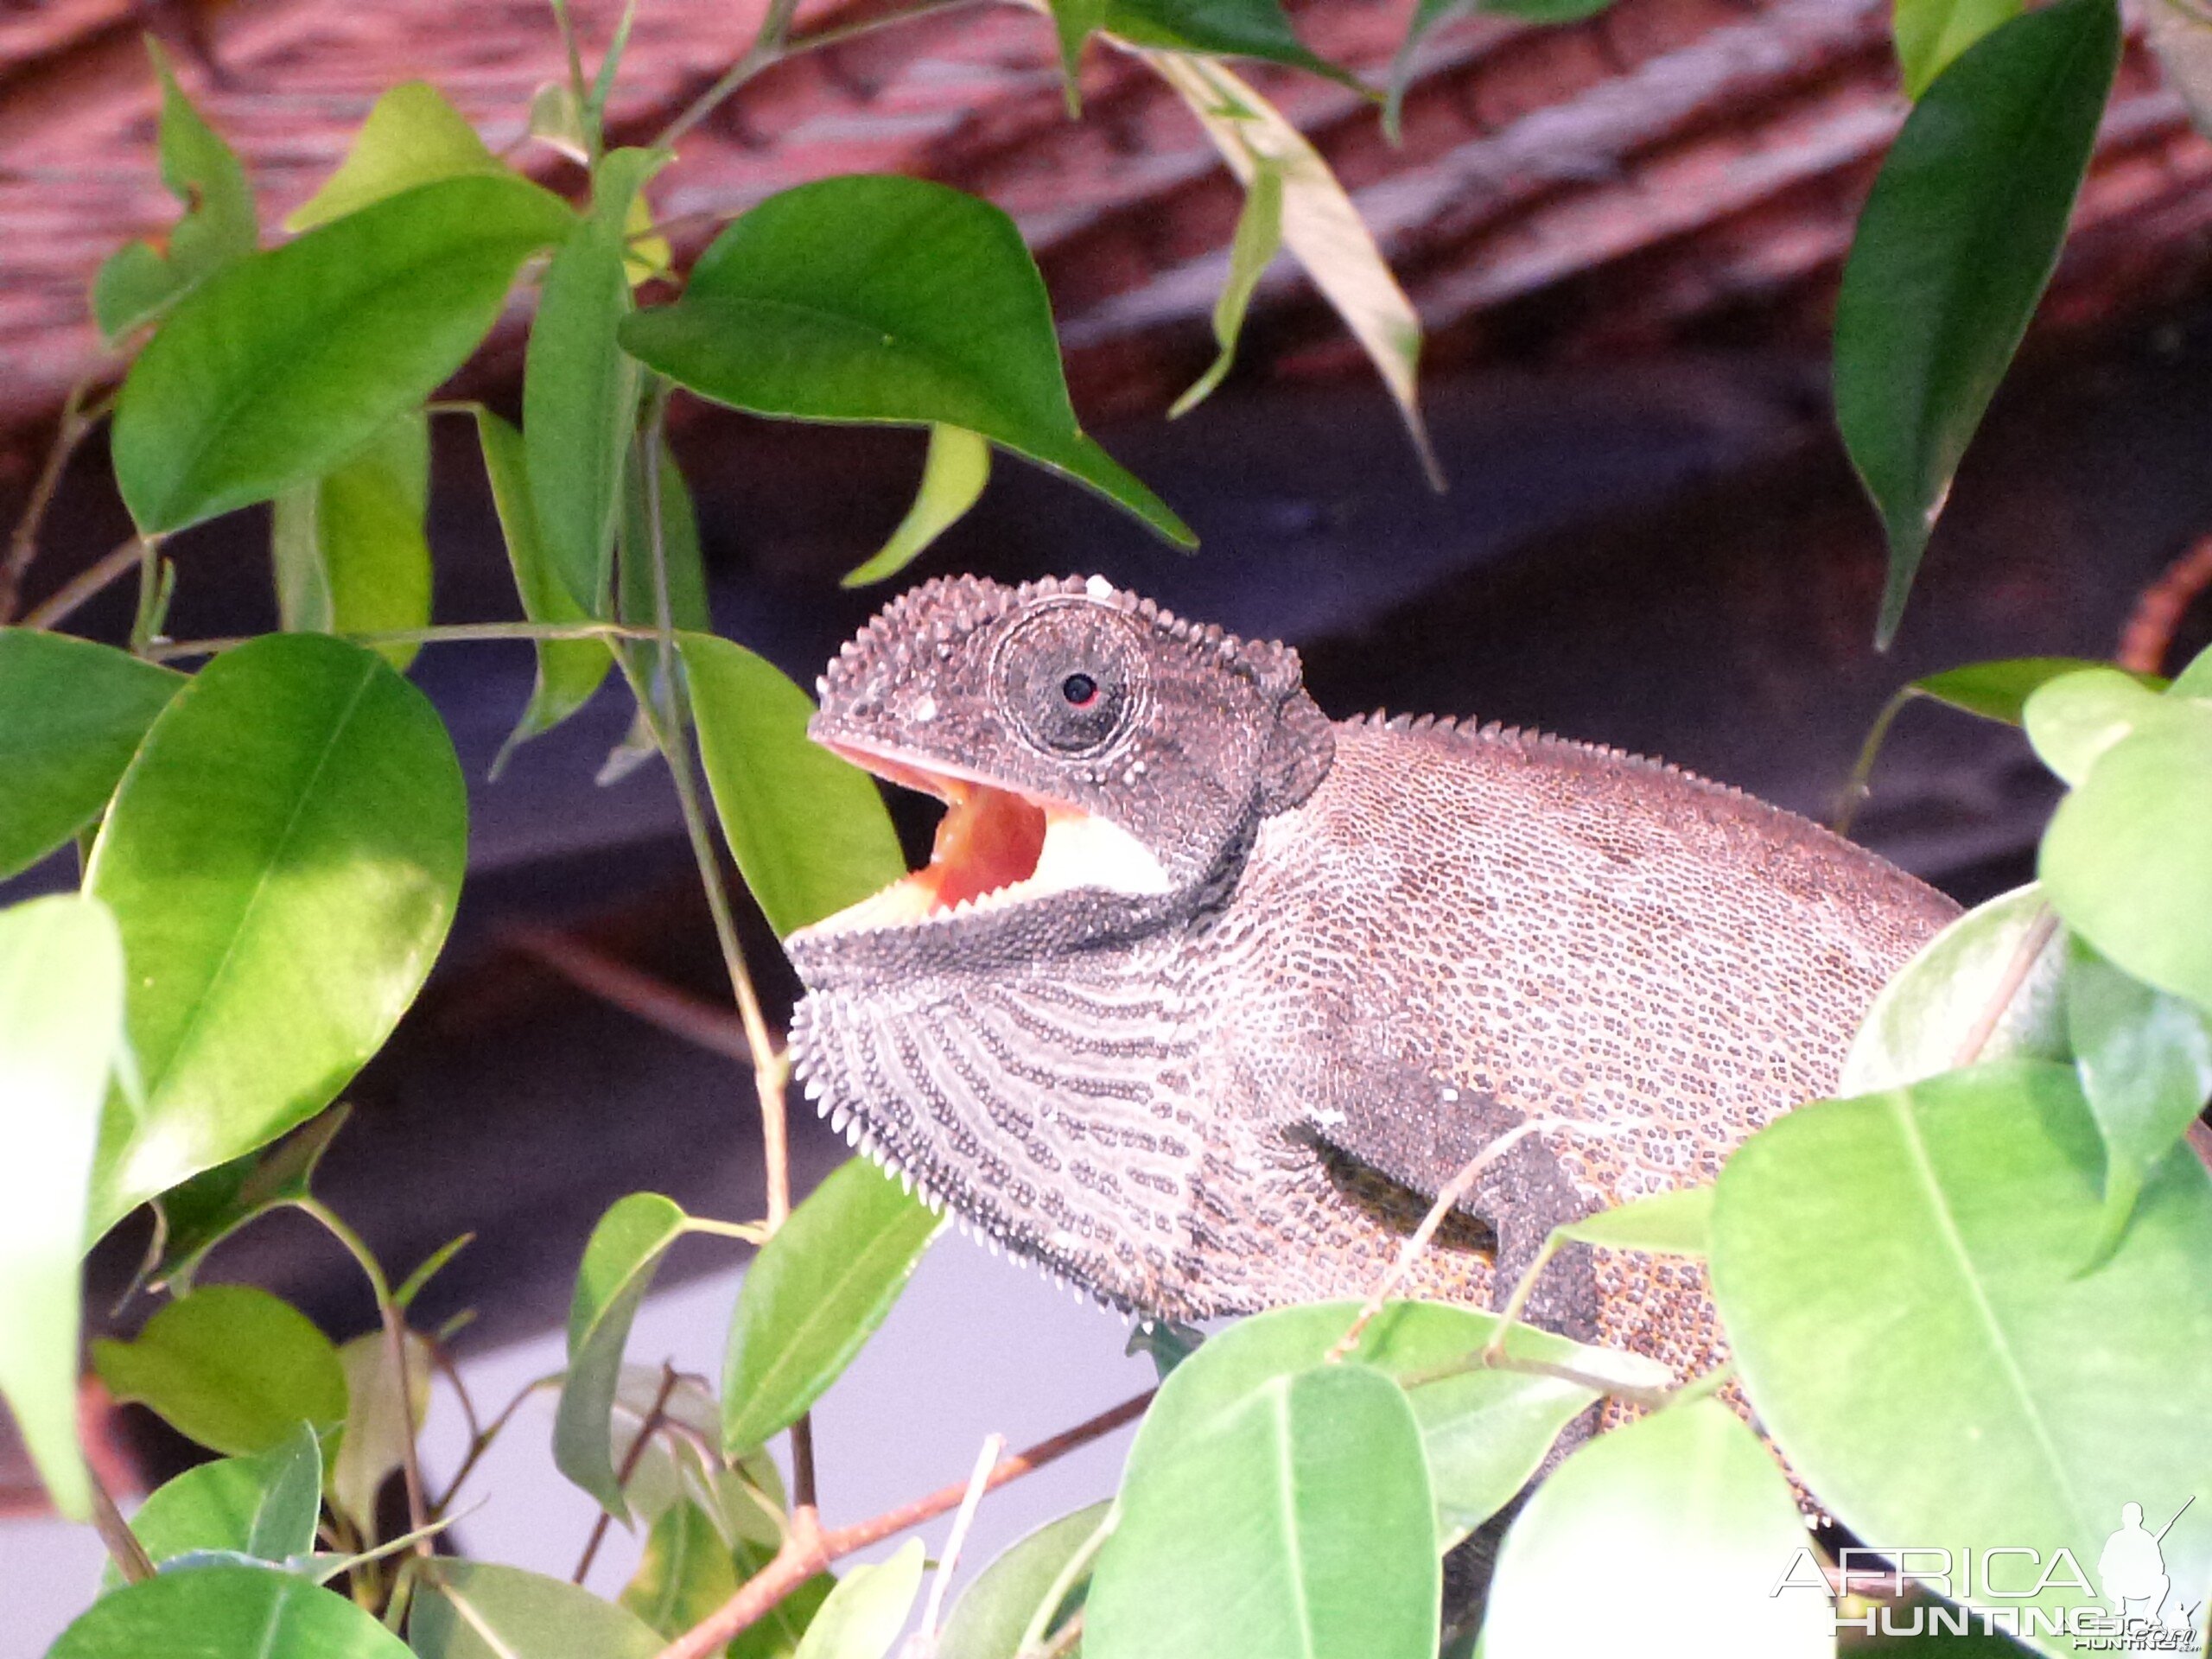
[786,575,1958,1381]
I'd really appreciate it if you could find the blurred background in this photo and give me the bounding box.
[6,0,2212,1647]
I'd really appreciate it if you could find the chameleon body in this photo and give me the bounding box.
[785,575,1957,1371]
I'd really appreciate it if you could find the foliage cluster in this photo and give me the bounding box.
[1,0,2209,1654]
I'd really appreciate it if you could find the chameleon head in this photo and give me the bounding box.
[788,573,1333,957]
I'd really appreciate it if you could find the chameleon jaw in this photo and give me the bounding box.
[791,740,1174,940]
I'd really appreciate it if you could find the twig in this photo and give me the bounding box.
[20,537,143,631]
[1325,1117,1611,1363]
[1,375,112,623]
[651,1390,1154,1659]
[912,1433,1005,1652]
[504,925,755,1060]
[1949,907,2060,1071]
[145,619,663,661]
[84,1460,156,1584]
[573,1363,680,1584]
[2116,532,2212,676]
[431,1372,563,1515]
[790,1413,820,1513]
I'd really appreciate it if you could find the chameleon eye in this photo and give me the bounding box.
[997,607,1141,757]
[1061,672,1099,708]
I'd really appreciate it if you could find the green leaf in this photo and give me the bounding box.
[1103,0,1363,88]
[1143,54,1439,487]
[527,148,670,614]
[92,1284,347,1458]
[112,174,573,536]
[410,1560,665,1659]
[393,1231,473,1312]
[732,1537,837,1659]
[791,1537,924,1659]
[84,632,467,1238]
[103,1423,325,1590]
[1839,882,2069,1096]
[149,1109,348,1295]
[330,1329,432,1534]
[2041,716,2212,1013]
[1483,1399,1827,1658]
[285,80,511,232]
[271,409,434,671]
[619,176,1192,548]
[477,409,613,769]
[54,1564,412,1659]
[721,1158,944,1456]
[611,1366,790,1549]
[1709,1061,2212,1649]
[1387,0,1614,153]
[1048,0,1111,102]
[556,1192,689,1517]
[621,1500,740,1638]
[91,39,257,343]
[0,631,183,880]
[1088,1363,1437,1659]
[528,81,591,163]
[677,632,907,939]
[1896,0,2023,96]
[1170,161,1283,419]
[939,1501,1110,1659]
[2174,640,2212,700]
[842,424,991,588]
[2067,938,2212,1258]
[616,443,711,700]
[1555,1183,1713,1257]
[0,894,127,1518]
[2022,664,2183,787]
[1834,0,2120,648]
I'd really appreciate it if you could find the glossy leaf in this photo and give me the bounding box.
[620,176,1192,548]
[411,1560,664,1659]
[556,1192,688,1517]
[2022,664,2179,787]
[85,633,467,1237]
[330,1329,432,1534]
[1103,0,1360,86]
[92,1284,347,1458]
[1145,54,1439,486]
[616,444,711,701]
[149,1109,347,1295]
[2068,938,2212,1256]
[1088,1362,1437,1659]
[791,1537,923,1659]
[1897,0,2022,96]
[0,894,127,1518]
[1555,1182,1712,1257]
[0,631,182,880]
[271,409,433,671]
[1171,160,1283,419]
[1840,882,2068,1096]
[2042,717,2212,1013]
[91,40,257,342]
[286,80,509,232]
[477,409,613,768]
[527,148,669,614]
[112,174,572,535]
[53,1564,412,1659]
[679,632,907,939]
[1709,1061,2212,1648]
[104,1423,324,1589]
[841,424,990,588]
[622,1499,740,1638]
[939,1501,1110,1659]
[1483,1399,1827,1659]
[721,1158,943,1456]
[1833,0,2120,646]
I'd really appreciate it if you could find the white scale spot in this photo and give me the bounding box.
[912,694,936,722]
[1084,574,1115,601]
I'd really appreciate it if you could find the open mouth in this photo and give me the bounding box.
[797,741,1173,938]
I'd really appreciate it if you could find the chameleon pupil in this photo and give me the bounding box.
[1062,672,1099,707]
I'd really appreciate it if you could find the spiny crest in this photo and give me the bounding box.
[1351,710,1752,804]
[820,574,1306,707]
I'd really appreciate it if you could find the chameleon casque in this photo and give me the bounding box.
[784,574,1960,1377]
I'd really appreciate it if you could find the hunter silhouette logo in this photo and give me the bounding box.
[2097,1498,2194,1628]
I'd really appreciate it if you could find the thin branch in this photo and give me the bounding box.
[652,1390,1154,1659]
[2116,532,2212,676]
[1949,906,2060,1071]
[85,1460,156,1585]
[1,374,112,624]
[505,925,757,1061]
[432,1372,563,1515]
[790,1413,820,1515]
[915,1433,1005,1647]
[574,1363,680,1584]
[20,537,143,631]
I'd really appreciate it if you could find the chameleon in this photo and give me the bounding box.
[784,573,1959,1375]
